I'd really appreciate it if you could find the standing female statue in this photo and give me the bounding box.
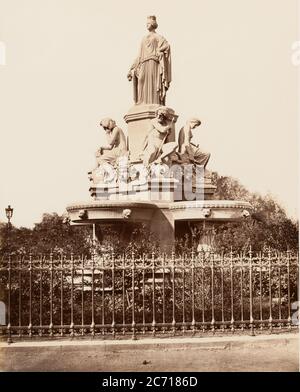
[127,16,171,106]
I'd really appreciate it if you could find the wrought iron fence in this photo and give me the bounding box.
[0,250,298,342]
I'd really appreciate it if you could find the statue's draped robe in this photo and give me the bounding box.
[141,119,170,165]
[132,32,171,105]
[178,126,211,168]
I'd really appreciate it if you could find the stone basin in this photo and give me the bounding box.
[67,199,252,224]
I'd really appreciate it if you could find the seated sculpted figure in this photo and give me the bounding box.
[89,118,128,184]
[95,118,128,167]
[177,118,210,167]
[141,106,177,167]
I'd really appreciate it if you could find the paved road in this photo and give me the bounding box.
[0,333,298,372]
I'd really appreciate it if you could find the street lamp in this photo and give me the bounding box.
[5,205,13,227]
[5,205,13,253]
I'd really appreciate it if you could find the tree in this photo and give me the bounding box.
[211,172,298,252]
[0,213,92,256]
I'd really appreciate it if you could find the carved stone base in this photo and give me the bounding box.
[89,177,180,202]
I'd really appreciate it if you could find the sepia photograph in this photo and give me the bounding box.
[0,0,299,379]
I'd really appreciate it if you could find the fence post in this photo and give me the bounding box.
[60,254,64,337]
[101,254,105,336]
[249,246,254,336]
[259,251,263,330]
[27,252,33,338]
[49,252,53,338]
[240,252,244,331]
[210,250,215,333]
[268,248,273,333]
[182,253,186,335]
[230,248,235,333]
[201,250,205,332]
[131,252,136,340]
[91,251,95,338]
[171,251,176,336]
[70,252,74,338]
[162,253,166,334]
[151,252,156,338]
[7,254,12,344]
[191,250,196,336]
[287,249,291,330]
[121,253,126,335]
[141,254,145,335]
[220,251,225,332]
[278,251,282,329]
[111,251,115,338]
[19,255,23,338]
[80,255,84,336]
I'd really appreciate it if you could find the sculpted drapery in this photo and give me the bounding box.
[178,119,211,168]
[141,107,177,166]
[128,16,171,106]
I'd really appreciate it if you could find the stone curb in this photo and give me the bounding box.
[0,332,298,351]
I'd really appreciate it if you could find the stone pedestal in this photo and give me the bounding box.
[149,204,175,252]
[124,104,178,161]
[89,177,180,202]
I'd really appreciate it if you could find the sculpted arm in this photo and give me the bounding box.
[127,43,142,81]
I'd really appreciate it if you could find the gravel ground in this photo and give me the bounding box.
[0,333,298,372]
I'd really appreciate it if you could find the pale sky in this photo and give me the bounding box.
[0,0,298,227]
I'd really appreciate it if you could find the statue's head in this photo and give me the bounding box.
[156,106,174,124]
[100,118,116,131]
[188,118,201,129]
[147,16,158,31]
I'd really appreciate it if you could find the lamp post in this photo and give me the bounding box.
[5,205,13,253]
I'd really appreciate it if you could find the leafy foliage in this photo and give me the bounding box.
[176,172,298,253]
[211,172,298,252]
[0,215,161,257]
[0,213,92,256]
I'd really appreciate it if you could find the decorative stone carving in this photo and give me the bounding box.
[141,106,177,166]
[242,209,250,218]
[127,16,171,106]
[78,209,88,220]
[202,208,211,218]
[122,209,132,219]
